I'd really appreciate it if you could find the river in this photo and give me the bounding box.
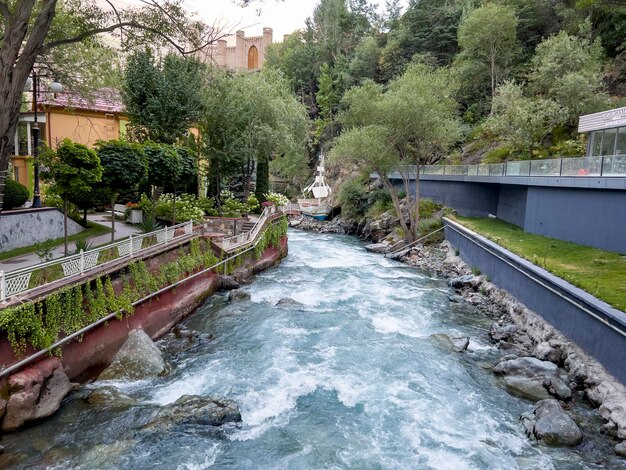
[1,230,623,469]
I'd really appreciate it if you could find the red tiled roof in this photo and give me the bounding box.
[40,88,125,114]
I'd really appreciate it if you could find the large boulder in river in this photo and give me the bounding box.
[141,395,241,432]
[493,356,571,401]
[228,289,251,302]
[431,334,470,352]
[521,399,582,447]
[218,275,240,291]
[85,386,137,409]
[98,329,167,381]
[1,357,71,431]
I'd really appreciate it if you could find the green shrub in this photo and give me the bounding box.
[3,178,29,210]
[482,146,512,164]
[418,198,441,219]
[338,178,369,219]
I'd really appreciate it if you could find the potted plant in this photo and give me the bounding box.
[126,202,143,224]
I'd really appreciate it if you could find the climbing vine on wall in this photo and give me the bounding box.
[254,217,288,260]
[0,225,285,357]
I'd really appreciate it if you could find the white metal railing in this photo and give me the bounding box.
[217,206,283,252]
[0,221,193,303]
[416,155,626,178]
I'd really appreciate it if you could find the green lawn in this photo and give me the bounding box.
[0,221,111,262]
[453,216,626,312]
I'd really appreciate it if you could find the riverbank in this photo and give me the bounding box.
[290,215,626,458]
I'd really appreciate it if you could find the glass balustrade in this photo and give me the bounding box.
[417,156,626,178]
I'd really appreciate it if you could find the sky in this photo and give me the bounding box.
[184,0,407,42]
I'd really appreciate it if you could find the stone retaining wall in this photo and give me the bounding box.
[0,208,83,252]
[443,217,626,384]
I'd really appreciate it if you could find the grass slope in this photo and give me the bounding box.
[454,216,626,312]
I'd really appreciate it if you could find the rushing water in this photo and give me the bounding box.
[2,230,623,469]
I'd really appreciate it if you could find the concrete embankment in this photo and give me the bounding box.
[0,233,288,432]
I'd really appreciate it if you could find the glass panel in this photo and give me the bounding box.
[615,127,626,156]
[590,131,602,157]
[530,159,560,176]
[591,131,602,157]
[603,156,626,176]
[506,161,530,176]
[561,156,602,176]
[601,128,617,156]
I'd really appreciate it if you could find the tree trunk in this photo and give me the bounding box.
[380,174,412,243]
[0,0,59,208]
[410,170,421,241]
[172,188,176,224]
[111,194,116,243]
[83,207,88,226]
[63,194,69,255]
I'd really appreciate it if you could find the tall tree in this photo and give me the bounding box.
[40,139,102,254]
[528,25,608,126]
[332,63,461,242]
[97,140,148,242]
[457,3,520,101]
[0,0,224,210]
[123,51,207,144]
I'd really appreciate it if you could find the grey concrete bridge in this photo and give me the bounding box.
[376,157,626,254]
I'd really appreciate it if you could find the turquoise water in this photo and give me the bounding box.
[1,230,622,469]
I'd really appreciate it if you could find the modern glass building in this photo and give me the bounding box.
[578,106,626,157]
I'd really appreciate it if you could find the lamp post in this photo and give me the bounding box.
[25,70,62,208]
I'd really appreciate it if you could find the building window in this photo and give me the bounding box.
[601,127,617,156]
[248,46,259,69]
[616,127,626,155]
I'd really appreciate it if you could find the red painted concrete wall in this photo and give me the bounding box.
[0,237,288,383]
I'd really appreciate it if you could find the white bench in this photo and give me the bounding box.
[113,204,127,220]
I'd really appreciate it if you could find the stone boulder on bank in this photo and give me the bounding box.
[98,329,167,381]
[364,243,390,254]
[1,357,71,431]
[218,275,240,291]
[521,399,583,447]
[493,356,572,401]
[141,395,241,432]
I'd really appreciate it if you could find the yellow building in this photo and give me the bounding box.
[11,90,128,194]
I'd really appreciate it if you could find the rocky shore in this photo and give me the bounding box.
[291,215,626,457]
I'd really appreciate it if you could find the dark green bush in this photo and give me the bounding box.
[418,198,441,219]
[3,178,29,210]
[338,178,369,219]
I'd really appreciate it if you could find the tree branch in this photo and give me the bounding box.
[43,19,226,56]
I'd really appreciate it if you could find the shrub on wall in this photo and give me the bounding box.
[3,179,30,210]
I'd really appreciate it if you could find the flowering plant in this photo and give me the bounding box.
[264,192,289,207]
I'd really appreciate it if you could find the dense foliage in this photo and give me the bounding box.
[2,179,29,210]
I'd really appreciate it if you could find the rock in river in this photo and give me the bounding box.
[431,334,470,352]
[228,289,251,302]
[276,297,304,307]
[98,329,167,381]
[493,356,572,401]
[521,399,583,447]
[141,395,241,432]
[364,243,390,254]
[86,386,137,409]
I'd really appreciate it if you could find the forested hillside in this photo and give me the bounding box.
[266,0,626,165]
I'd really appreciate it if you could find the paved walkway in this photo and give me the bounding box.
[0,213,142,272]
